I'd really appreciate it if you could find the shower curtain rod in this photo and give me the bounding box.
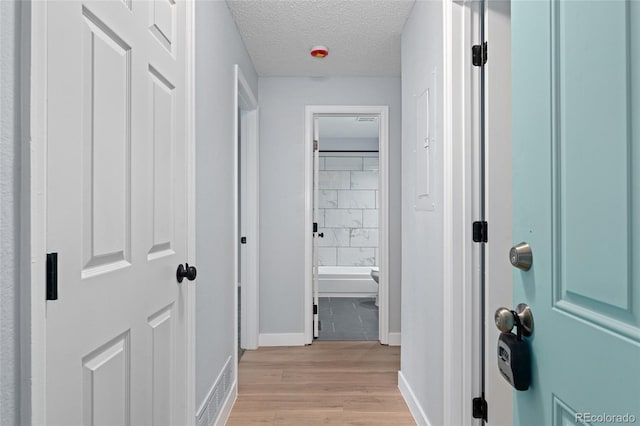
[319,150,379,153]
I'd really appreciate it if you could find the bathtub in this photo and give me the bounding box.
[318,266,378,297]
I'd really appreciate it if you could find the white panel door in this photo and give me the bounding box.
[45,1,189,425]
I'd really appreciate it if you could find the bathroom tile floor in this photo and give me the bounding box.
[318,297,379,341]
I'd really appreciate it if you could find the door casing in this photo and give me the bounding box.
[234,64,260,357]
[26,1,197,423]
[483,1,514,425]
[442,1,480,423]
[440,1,513,424]
[303,105,390,345]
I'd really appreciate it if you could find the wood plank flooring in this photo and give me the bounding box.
[226,341,416,425]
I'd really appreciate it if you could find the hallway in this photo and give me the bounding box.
[227,342,415,425]
[4,1,639,424]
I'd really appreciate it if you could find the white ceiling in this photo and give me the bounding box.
[225,0,415,77]
[319,116,379,138]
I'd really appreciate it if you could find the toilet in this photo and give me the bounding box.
[370,267,379,306]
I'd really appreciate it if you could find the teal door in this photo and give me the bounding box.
[512,0,640,424]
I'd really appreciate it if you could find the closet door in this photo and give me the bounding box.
[44,1,190,424]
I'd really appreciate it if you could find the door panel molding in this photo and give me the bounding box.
[81,331,131,426]
[81,6,133,277]
[148,64,176,261]
[549,0,639,343]
[147,304,174,425]
[551,394,581,426]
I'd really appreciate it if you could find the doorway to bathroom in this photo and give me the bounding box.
[304,106,390,344]
[235,65,259,366]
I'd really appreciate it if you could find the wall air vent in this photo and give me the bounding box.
[197,356,233,426]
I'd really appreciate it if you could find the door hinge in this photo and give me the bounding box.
[240,236,247,244]
[472,41,488,67]
[46,252,58,301]
[472,397,488,421]
[313,304,318,315]
[314,139,319,151]
[473,221,488,243]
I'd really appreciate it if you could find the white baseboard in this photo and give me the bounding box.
[398,371,432,426]
[258,333,306,347]
[213,381,236,426]
[388,332,401,346]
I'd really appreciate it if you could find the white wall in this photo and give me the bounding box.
[258,77,402,335]
[400,1,445,425]
[195,0,257,412]
[0,1,24,424]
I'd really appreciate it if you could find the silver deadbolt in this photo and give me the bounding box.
[509,242,532,271]
[495,303,534,336]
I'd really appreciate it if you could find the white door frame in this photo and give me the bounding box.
[441,1,513,424]
[303,105,390,345]
[442,1,476,423]
[26,2,197,423]
[483,1,513,425]
[234,64,260,363]
[185,2,197,422]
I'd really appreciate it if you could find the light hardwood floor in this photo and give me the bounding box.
[226,341,416,425]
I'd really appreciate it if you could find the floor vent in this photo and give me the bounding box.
[197,356,233,426]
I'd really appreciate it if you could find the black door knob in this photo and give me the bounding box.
[176,263,197,283]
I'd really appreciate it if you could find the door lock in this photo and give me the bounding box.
[495,303,533,391]
[509,242,532,271]
[495,303,534,336]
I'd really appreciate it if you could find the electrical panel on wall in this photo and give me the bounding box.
[415,70,437,211]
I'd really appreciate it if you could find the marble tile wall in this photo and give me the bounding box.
[317,153,379,266]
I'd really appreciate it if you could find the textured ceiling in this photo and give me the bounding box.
[226,0,415,77]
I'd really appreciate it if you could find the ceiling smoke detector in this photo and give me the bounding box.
[310,45,329,58]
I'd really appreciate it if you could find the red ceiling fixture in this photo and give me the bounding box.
[310,45,329,58]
